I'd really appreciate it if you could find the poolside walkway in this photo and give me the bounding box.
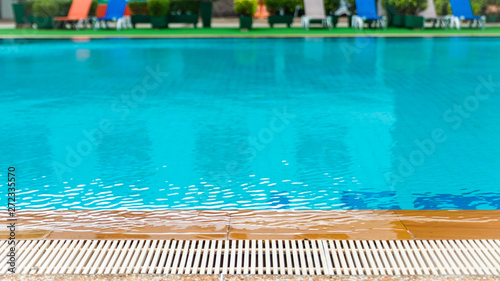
[2,210,500,240]
[1,18,500,38]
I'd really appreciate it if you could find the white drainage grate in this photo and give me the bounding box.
[3,240,500,275]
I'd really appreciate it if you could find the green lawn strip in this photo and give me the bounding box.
[1,27,499,38]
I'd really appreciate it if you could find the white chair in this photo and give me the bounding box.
[301,0,332,30]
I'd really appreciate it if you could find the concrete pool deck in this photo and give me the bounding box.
[2,210,500,240]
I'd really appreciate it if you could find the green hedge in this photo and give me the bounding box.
[170,0,199,14]
[147,0,170,16]
[128,0,148,14]
[33,0,65,17]
[266,0,301,15]
[385,0,427,15]
[234,0,257,16]
[26,0,97,16]
[324,0,340,14]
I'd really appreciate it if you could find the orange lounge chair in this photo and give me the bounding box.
[96,4,107,18]
[254,4,270,19]
[54,0,93,29]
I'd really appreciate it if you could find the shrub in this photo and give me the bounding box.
[470,0,487,14]
[170,0,199,14]
[385,0,427,15]
[33,0,64,17]
[434,0,451,15]
[485,0,500,15]
[89,0,98,16]
[24,0,35,15]
[148,0,170,16]
[60,0,72,15]
[324,0,340,14]
[129,0,149,14]
[234,0,258,16]
[266,0,301,14]
[346,0,355,13]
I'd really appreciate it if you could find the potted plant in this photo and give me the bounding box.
[168,0,199,28]
[24,0,36,25]
[403,0,427,29]
[324,0,339,27]
[200,0,217,28]
[266,0,298,27]
[384,1,403,27]
[385,0,427,28]
[33,0,62,29]
[12,0,26,27]
[129,0,150,28]
[485,0,499,21]
[234,0,257,30]
[148,0,170,28]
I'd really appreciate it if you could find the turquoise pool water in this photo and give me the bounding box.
[1,37,500,210]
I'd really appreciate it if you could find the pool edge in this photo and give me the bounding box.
[3,209,500,240]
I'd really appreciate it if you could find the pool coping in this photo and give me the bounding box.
[3,210,500,240]
[1,33,500,39]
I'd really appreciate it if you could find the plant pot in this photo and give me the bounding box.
[268,15,293,27]
[486,15,497,22]
[12,3,25,26]
[329,14,338,27]
[27,15,35,24]
[167,14,199,28]
[35,17,53,29]
[239,16,252,30]
[200,1,212,28]
[150,15,168,28]
[131,14,150,28]
[404,15,424,29]
[392,14,405,27]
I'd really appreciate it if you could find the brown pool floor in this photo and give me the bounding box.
[2,210,500,240]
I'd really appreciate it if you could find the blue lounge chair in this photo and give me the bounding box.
[352,0,386,29]
[93,0,130,30]
[449,0,485,30]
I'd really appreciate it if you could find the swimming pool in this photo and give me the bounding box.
[1,37,500,210]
